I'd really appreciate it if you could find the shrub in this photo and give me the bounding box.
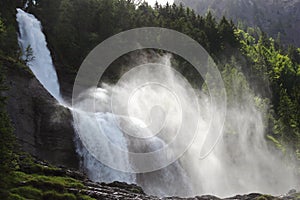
[7,193,25,200]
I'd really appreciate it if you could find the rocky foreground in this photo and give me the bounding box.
[72,180,300,200]
[13,156,298,200]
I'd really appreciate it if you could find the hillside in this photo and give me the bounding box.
[174,0,300,47]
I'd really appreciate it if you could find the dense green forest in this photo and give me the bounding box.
[0,0,300,198]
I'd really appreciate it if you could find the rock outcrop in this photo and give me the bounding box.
[3,58,79,169]
[73,183,299,200]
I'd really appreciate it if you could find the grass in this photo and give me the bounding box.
[6,154,96,200]
[10,186,43,199]
[24,173,84,189]
[9,171,89,199]
[7,193,25,200]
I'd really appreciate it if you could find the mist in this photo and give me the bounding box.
[72,53,298,197]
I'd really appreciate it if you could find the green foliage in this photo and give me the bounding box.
[9,168,95,200]
[218,17,238,49]
[236,28,300,161]
[7,193,25,200]
[10,186,43,199]
[221,58,253,106]
[267,135,285,152]
[0,18,5,34]
[12,172,84,190]
[18,153,66,176]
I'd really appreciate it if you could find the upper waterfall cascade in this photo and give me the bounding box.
[16,8,62,103]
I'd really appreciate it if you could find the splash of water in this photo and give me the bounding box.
[72,82,194,196]
[73,54,297,197]
[16,8,63,103]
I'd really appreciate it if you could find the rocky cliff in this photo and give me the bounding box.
[2,57,79,169]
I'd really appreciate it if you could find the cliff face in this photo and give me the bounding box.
[3,59,79,169]
[175,0,300,47]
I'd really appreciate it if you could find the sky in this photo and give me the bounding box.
[145,0,174,7]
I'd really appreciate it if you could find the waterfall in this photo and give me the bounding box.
[72,54,297,197]
[16,8,62,103]
[15,8,193,197]
[16,9,297,198]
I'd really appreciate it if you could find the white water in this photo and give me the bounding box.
[73,84,194,196]
[73,54,298,197]
[16,9,298,198]
[16,8,62,103]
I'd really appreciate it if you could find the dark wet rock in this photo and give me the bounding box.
[226,193,272,200]
[74,181,159,200]
[3,60,79,169]
[280,189,300,200]
[287,189,297,196]
[196,195,221,200]
[106,181,145,195]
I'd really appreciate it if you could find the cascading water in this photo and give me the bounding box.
[16,8,298,198]
[73,83,194,197]
[73,54,298,197]
[16,8,62,103]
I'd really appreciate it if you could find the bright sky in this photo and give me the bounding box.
[145,0,174,7]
